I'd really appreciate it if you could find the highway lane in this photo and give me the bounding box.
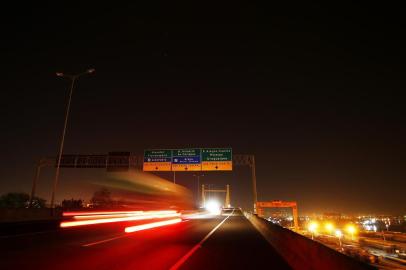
[0,213,291,270]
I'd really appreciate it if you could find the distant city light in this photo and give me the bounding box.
[308,221,319,233]
[345,224,357,240]
[324,222,335,234]
[346,224,357,235]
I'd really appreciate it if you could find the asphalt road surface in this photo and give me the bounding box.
[0,212,291,270]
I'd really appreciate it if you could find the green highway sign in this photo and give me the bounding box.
[202,148,232,161]
[173,149,200,157]
[143,149,172,171]
[144,150,172,159]
[202,148,232,170]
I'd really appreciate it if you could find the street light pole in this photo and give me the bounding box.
[50,69,95,208]
[251,155,258,213]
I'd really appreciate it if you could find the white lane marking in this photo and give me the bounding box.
[169,210,234,270]
[82,234,127,247]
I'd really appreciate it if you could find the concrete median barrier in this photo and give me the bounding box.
[245,212,376,270]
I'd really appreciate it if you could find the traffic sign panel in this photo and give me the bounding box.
[143,149,172,171]
[143,162,172,171]
[172,156,200,164]
[173,149,200,157]
[172,163,202,171]
[201,148,232,171]
[201,161,232,171]
[144,150,172,158]
[172,149,201,171]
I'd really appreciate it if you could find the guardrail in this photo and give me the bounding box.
[244,212,376,270]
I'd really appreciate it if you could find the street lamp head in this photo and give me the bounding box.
[87,68,95,74]
[56,72,64,77]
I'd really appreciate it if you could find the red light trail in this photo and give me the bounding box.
[60,210,181,228]
[124,218,182,233]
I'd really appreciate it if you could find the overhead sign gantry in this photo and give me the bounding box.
[143,148,232,172]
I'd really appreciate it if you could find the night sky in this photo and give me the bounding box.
[1,3,405,214]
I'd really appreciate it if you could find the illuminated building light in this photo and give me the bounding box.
[125,218,182,233]
[335,229,342,238]
[60,212,180,228]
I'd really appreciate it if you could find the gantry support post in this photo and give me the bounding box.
[201,184,205,207]
[225,184,230,207]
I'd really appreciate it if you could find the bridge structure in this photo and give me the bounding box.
[201,184,230,208]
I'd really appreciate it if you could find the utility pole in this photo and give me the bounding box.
[251,155,258,213]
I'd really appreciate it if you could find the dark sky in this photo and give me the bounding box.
[1,2,405,214]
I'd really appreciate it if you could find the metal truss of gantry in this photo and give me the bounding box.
[256,200,299,231]
[201,184,230,208]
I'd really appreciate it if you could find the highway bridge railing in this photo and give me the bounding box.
[244,212,377,270]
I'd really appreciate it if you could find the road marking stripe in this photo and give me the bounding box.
[169,210,234,270]
[82,234,127,247]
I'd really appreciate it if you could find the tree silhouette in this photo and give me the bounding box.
[0,192,46,208]
[62,199,83,210]
[91,188,113,208]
